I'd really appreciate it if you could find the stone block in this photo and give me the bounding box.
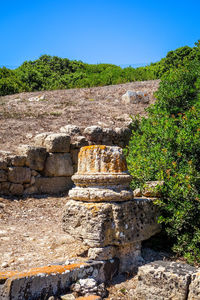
[83,126,103,144]
[71,149,79,165]
[10,183,24,195]
[34,132,53,146]
[60,125,81,136]
[63,198,161,248]
[44,133,71,153]
[10,155,26,167]
[44,153,73,177]
[122,90,149,104]
[24,185,38,195]
[0,170,7,182]
[0,159,7,170]
[133,261,196,300]
[0,182,10,194]
[0,261,107,300]
[8,167,31,184]
[35,176,73,194]
[18,145,47,171]
[188,269,200,300]
[88,246,117,260]
[70,136,89,149]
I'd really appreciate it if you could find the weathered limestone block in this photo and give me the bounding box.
[35,177,73,194]
[0,170,7,182]
[18,145,47,171]
[188,269,200,300]
[44,153,73,177]
[10,155,26,167]
[34,132,53,146]
[83,126,103,144]
[24,185,38,195]
[133,261,195,300]
[122,90,149,104]
[10,183,24,195]
[63,199,160,248]
[44,133,71,153]
[70,136,89,150]
[60,125,81,136]
[8,167,31,184]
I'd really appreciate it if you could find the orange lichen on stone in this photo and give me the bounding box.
[77,145,127,174]
[0,263,87,281]
[76,295,101,300]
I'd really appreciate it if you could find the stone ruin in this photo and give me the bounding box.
[0,125,132,196]
[1,144,200,299]
[63,145,161,272]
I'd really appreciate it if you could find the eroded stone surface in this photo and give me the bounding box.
[188,269,200,300]
[44,153,73,177]
[35,177,73,194]
[18,145,47,171]
[133,261,195,300]
[63,199,160,248]
[8,167,31,184]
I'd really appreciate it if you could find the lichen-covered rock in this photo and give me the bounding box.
[44,133,71,153]
[44,153,73,177]
[188,269,200,300]
[77,145,127,174]
[35,176,73,194]
[133,261,196,300]
[17,145,47,171]
[0,170,7,182]
[8,167,31,184]
[63,198,160,248]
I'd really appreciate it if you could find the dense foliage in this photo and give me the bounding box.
[126,44,200,264]
[1,41,200,96]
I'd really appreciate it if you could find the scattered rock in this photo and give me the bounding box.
[60,125,81,136]
[71,278,107,298]
[122,90,149,104]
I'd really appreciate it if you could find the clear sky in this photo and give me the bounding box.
[1,0,200,67]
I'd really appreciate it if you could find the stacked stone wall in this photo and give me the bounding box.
[0,125,131,196]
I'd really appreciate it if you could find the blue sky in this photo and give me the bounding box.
[0,0,200,67]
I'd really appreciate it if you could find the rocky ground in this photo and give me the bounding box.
[0,80,159,152]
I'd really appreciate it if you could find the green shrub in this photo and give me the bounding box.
[126,63,200,264]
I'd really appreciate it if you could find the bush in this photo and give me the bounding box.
[126,62,200,264]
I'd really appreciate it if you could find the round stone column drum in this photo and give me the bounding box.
[69,145,133,202]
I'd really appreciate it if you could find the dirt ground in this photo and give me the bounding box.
[0,80,159,152]
[0,195,88,271]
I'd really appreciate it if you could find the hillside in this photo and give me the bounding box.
[0,80,159,152]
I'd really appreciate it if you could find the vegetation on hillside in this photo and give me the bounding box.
[126,41,200,264]
[1,41,200,96]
